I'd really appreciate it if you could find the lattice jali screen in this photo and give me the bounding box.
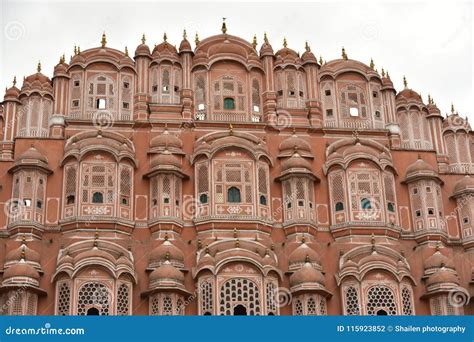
[365,285,397,315]
[265,281,278,315]
[383,172,398,224]
[149,293,183,316]
[401,285,414,315]
[218,278,261,315]
[348,169,383,222]
[328,170,346,224]
[294,298,303,315]
[120,75,132,120]
[56,281,71,315]
[199,278,214,315]
[116,283,131,316]
[344,285,360,315]
[399,110,432,150]
[76,282,111,315]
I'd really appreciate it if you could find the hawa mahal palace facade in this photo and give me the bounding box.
[0,22,473,316]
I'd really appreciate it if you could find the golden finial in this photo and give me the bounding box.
[124,46,129,57]
[141,33,146,44]
[183,29,187,40]
[428,94,432,104]
[12,76,16,87]
[263,32,268,44]
[235,238,240,248]
[386,71,390,79]
[301,234,306,244]
[451,103,455,114]
[341,47,348,60]
[305,254,310,263]
[229,123,234,136]
[37,61,41,73]
[370,58,375,69]
[435,241,440,251]
[163,32,168,42]
[221,17,227,34]
[21,234,26,244]
[59,54,65,64]
[381,68,385,77]
[252,34,257,49]
[77,46,81,54]
[164,232,169,241]
[403,76,407,88]
[283,37,287,48]
[101,32,107,48]
[233,227,237,238]
[74,45,78,55]
[21,246,26,261]
[305,41,310,52]
[195,32,200,46]
[165,251,170,261]
[319,55,323,65]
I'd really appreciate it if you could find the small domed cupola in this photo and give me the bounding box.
[179,29,193,53]
[135,34,151,57]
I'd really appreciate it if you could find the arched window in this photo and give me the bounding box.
[194,74,207,120]
[335,202,344,211]
[218,278,261,315]
[340,85,368,119]
[87,75,115,118]
[199,193,208,204]
[259,195,267,206]
[361,198,372,210]
[227,187,241,203]
[366,285,397,316]
[92,192,104,204]
[77,282,110,316]
[224,98,235,110]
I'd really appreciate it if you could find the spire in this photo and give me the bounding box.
[59,54,65,64]
[183,29,187,40]
[403,76,407,88]
[263,32,268,44]
[252,34,257,49]
[305,41,310,52]
[428,94,432,104]
[74,45,77,55]
[341,47,348,60]
[101,32,107,48]
[163,32,168,42]
[381,68,385,77]
[37,61,41,73]
[94,228,99,247]
[370,58,375,69]
[283,37,287,48]
[195,32,200,46]
[221,17,227,34]
[319,55,323,65]
[451,103,455,114]
[124,46,129,57]
[141,33,146,44]
[12,76,16,87]
[229,123,233,136]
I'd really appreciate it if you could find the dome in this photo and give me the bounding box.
[406,158,436,174]
[4,85,20,99]
[16,146,48,164]
[149,240,184,265]
[149,262,184,283]
[152,35,179,60]
[6,244,40,264]
[150,151,181,169]
[301,43,317,64]
[259,34,274,56]
[359,252,397,267]
[443,113,471,132]
[135,35,151,57]
[179,33,192,53]
[381,74,394,89]
[58,253,74,265]
[150,129,183,149]
[453,176,474,196]
[3,261,40,280]
[396,88,423,103]
[279,134,312,154]
[426,268,459,287]
[404,157,441,184]
[281,153,312,171]
[424,251,454,270]
[289,262,325,287]
[288,243,321,266]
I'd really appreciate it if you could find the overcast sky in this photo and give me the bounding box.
[1,1,472,120]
